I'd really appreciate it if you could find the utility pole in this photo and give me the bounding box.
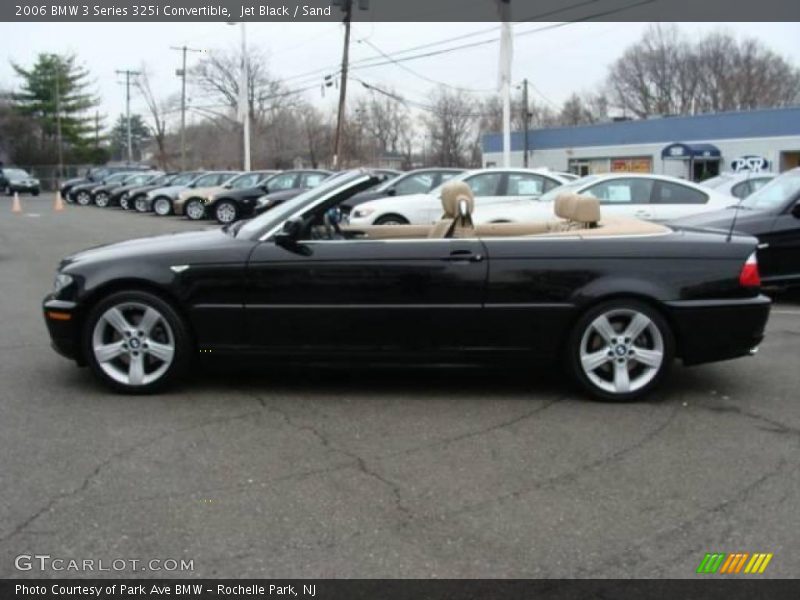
[521,78,530,168]
[116,69,140,163]
[53,57,63,184]
[331,0,369,169]
[228,22,251,171]
[170,45,204,170]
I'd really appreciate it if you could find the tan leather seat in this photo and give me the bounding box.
[428,181,477,238]
[551,192,600,230]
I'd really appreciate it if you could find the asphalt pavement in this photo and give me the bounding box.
[1,194,798,578]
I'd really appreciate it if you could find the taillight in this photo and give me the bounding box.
[739,252,761,287]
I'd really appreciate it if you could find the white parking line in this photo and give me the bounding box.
[772,309,800,315]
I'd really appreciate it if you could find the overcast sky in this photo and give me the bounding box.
[0,21,797,130]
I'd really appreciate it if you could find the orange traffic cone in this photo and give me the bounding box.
[54,191,65,212]
[11,192,22,214]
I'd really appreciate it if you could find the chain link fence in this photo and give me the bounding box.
[16,165,95,191]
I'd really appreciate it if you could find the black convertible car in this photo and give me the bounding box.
[43,170,770,401]
[671,168,800,287]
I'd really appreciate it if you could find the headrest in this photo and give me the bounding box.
[571,196,601,224]
[554,193,578,219]
[440,180,474,218]
[553,192,600,224]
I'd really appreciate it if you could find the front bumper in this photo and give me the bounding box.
[42,296,81,362]
[10,183,40,193]
[666,295,771,366]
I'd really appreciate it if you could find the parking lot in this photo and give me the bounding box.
[1,194,799,578]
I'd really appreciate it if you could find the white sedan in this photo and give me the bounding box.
[473,173,737,224]
[348,168,571,226]
[700,172,776,200]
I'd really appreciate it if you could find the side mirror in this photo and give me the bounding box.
[261,184,270,193]
[792,201,800,219]
[275,217,303,247]
[386,187,397,196]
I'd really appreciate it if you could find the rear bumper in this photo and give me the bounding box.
[42,296,81,362]
[665,295,771,366]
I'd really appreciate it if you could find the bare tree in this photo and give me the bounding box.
[422,87,478,167]
[135,67,175,168]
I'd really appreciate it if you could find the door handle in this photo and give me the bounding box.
[443,250,484,263]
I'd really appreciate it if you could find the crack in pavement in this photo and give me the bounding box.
[0,410,263,545]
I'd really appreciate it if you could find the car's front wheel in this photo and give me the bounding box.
[75,191,91,206]
[214,200,239,224]
[94,192,109,207]
[153,197,173,216]
[119,195,130,210]
[134,196,150,212]
[184,199,206,221]
[84,290,191,393]
[567,299,674,402]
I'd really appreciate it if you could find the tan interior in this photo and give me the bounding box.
[341,191,669,240]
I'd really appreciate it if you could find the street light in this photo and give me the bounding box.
[227,22,251,171]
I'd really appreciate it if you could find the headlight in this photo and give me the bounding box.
[53,273,73,294]
[256,196,269,207]
[206,194,216,202]
[352,206,375,218]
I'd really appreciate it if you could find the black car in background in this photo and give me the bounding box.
[342,167,465,213]
[184,170,278,222]
[671,168,800,287]
[42,170,770,400]
[219,169,332,224]
[60,165,150,201]
[1,167,41,196]
[70,171,139,205]
[92,171,162,207]
[113,172,177,210]
[122,172,183,211]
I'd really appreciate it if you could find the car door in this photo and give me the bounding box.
[245,236,488,354]
[581,178,655,220]
[649,180,710,220]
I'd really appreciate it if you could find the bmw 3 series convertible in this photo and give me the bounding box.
[43,170,771,401]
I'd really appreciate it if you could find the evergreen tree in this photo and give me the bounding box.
[11,53,98,160]
[109,113,151,162]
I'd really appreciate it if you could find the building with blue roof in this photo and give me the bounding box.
[481,106,800,181]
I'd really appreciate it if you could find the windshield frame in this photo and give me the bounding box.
[237,171,374,241]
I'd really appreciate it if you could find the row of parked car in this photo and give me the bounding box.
[57,162,778,229]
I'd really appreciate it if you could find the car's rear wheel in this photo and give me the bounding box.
[134,196,149,212]
[76,191,91,206]
[567,299,674,402]
[95,192,109,207]
[374,214,409,225]
[84,291,191,394]
[214,200,238,224]
[185,199,206,221]
[153,197,173,216]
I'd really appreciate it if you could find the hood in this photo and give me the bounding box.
[669,207,743,231]
[180,185,225,201]
[61,228,235,271]
[148,184,188,198]
[62,176,88,186]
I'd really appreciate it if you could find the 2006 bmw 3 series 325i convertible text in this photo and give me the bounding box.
[43,170,771,401]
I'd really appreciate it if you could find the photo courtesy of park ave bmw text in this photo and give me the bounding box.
[1,1,799,598]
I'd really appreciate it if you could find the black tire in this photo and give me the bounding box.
[75,191,92,206]
[83,290,192,394]
[374,214,409,225]
[32,189,40,197]
[566,299,674,402]
[214,200,239,224]
[184,198,207,221]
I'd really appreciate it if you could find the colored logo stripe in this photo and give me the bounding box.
[697,552,773,574]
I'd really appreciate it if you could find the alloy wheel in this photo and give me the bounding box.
[185,200,206,221]
[154,198,172,216]
[578,308,664,395]
[91,302,175,387]
[76,191,91,206]
[95,192,109,207]
[215,202,237,224]
[134,197,148,212]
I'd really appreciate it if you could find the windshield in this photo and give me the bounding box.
[125,173,153,185]
[237,171,361,239]
[537,176,599,203]
[104,173,129,184]
[150,174,173,186]
[739,169,800,211]
[4,168,29,179]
